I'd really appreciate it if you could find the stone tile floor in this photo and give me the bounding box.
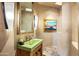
[43,47,60,56]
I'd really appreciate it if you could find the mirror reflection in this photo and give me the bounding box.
[20,2,34,33]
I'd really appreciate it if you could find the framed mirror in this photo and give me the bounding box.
[19,2,34,34]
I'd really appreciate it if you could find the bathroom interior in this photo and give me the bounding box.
[0,2,78,56]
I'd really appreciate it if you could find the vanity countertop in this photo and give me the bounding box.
[17,39,43,51]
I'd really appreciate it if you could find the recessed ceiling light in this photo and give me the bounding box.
[55,2,62,5]
[25,8,32,12]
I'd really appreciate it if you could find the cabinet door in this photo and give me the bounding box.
[20,49,26,56]
[20,49,30,56]
[16,49,21,56]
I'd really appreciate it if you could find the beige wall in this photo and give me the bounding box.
[61,3,72,55]
[70,3,78,56]
[33,4,61,52]
[14,2,19,50]
[78,3,79,56]
[72,3,78,42]
[0,3,8,52]
[58,3,78,56]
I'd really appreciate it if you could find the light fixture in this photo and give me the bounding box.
[25,8,32,12]
[55,2,62,5]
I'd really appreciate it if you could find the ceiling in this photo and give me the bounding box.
[34,2,62,9]
[20,2,62,10]
[20,2,32,8]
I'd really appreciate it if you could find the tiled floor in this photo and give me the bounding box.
[0,47,60,56]
[0,30,15,56]
[43,47,60,56]
[0,51,15,56]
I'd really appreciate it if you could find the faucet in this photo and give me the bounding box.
[25,35,32,42]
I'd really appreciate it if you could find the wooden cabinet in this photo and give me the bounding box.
[16,44,42,56]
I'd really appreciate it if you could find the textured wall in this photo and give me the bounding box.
[70,3,78,56]
[61,3,72,55]
[0,3,8,52]
[71,3,78,42]
[33,4,61,50]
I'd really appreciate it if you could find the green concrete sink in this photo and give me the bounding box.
[17,39,42,51]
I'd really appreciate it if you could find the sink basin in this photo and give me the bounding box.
[17,39,42,51]
[24,39,40,45]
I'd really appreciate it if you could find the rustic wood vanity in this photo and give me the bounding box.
[16,39,42,56]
